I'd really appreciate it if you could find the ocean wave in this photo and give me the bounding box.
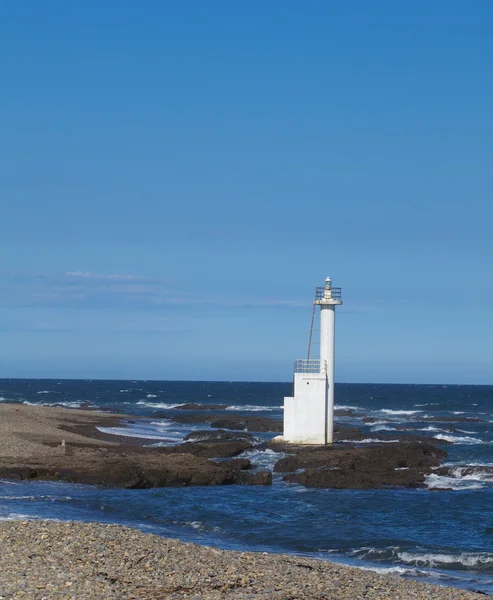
[370,426,397,432]
[340,438,399,444]
[225,405,280,412]
[379,409,422,416]
[424,474,484,490]
[146,394,158,398]
[352,545,493,571]
[414,403,440,407]
[240,448,286,471]
[22,400,82,409]
[136,401,184,409]
[360,565,427,577]
[334,405,363,411]
[397,550,493,570]
[434,434,484,445]
[96,426,176,441]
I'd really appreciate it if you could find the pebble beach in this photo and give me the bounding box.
[0,520,488,600]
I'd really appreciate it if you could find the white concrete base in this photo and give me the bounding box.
[283,372,328,444]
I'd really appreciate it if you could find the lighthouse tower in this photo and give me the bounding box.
[283,277,343,444]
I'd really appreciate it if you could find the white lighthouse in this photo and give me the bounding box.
[282,277,343,444]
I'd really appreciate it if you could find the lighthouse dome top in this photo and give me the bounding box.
[315,278,342,305]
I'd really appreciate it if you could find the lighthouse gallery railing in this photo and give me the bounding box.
[294,359,327,374]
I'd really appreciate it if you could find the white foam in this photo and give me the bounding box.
[361,565,425,577]
[434,434,484,445]
[37,390,54,395]
[22,400,82,409]
[334,405,363,411]
[226,405,279,412]
[371,426,397,432]
[136,401,184,409]
[397,550,493,569]
[424,474,484,490]
[418,426,441,432]
[379,410,421,416]
[452,411,465,415]
[146,394,158,398]
[340,438,400,444]
[240,448,286,471]
[96,426,176,441]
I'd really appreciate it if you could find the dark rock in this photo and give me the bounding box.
[184,430,254,443]
[158,413,218,424]
[209,416,283,433]
[158,441,253,459]
[334,410,365,418]
[214,458,252,471]
[362,417,392,423]
[0,452,236,489]
[333,427,367,442]
[276,442,447,489]
[235,470,272,485]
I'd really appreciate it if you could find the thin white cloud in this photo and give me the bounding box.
[65,271,144,281]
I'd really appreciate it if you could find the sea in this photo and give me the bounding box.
[1,379,493,595]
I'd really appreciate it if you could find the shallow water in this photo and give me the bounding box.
[1,380,493,594]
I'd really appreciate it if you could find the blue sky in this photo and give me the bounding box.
[1,1,492,383]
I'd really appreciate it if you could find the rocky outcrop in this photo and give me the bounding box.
[275,442,447,489]
[158,441,253,459]
[159,412,282,432]
[0,452,236,488]
[214,458,252,471]
[209,416,283,433]
[0,445,271,489]
[184,430,254,443]
[235,470,273,485]
[334,410,365,418]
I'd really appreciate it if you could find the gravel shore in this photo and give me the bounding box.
[0,521,487,599]
[0,405,122,458]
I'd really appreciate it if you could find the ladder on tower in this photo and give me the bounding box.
[307,301,317,361]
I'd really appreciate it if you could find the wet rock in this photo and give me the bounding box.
[362,417,392,423]
[209,416,283,433]
[158,441,253,459]
[334,410,365,418]
[235,470,272,485]
[184,429,254,443]
[0,452,237,488]
[158,412,220,424]
[333,427,367,442]
[276,442,447,489]
[214,458,252,471]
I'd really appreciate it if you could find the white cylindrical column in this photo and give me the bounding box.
[320,304,336,444]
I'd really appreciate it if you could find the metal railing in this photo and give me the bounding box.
[294,359,327,374]
[315,287,342,301]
